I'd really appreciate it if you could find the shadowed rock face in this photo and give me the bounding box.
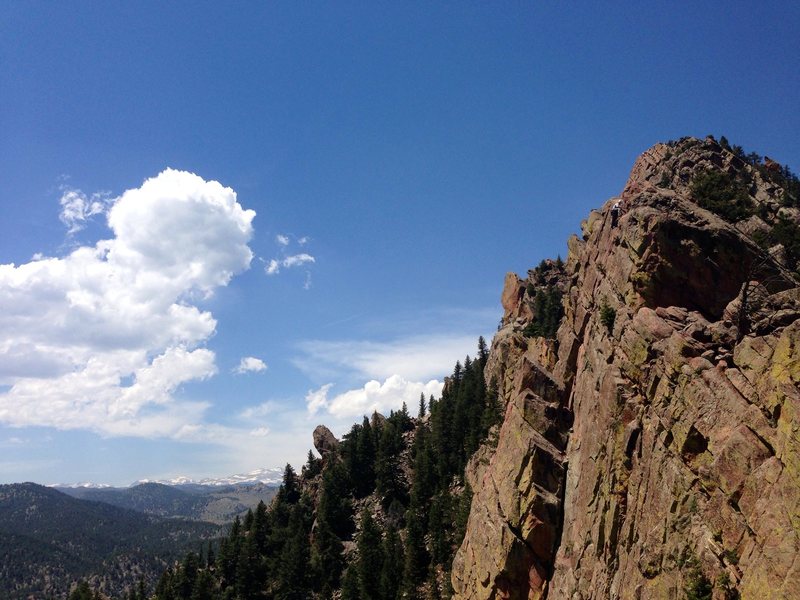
[452,137,800,600]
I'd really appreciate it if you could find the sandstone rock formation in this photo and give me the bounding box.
[453,137,800,599]
[313,424,340,457]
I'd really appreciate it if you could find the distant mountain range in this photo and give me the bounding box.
[50,465,285,489]
[57,480,278,524]
[133,465,285,487]
[0,473,281,599]
[0,482,222,599]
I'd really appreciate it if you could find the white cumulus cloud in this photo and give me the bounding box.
[234,356,268,375]
[0,169,255,438]
[306,376,443,418]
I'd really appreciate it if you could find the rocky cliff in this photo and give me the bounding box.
[452,137,800,600]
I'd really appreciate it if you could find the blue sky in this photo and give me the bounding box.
[1,2,798,486]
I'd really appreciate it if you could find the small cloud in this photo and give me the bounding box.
[306,383,333,416]
[263,234,315,286]
[234,357,268,375]
[265,259,280,275]
[59,188,112,234]
[240,400,279,419]
[249,427,270,437]
[0,436,28,447]
[283,253,315,268]
[264,253,315,276]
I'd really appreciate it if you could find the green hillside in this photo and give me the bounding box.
[0,483,222,599]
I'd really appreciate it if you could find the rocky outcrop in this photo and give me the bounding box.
[313,424,339,457]
[453,137,800,599]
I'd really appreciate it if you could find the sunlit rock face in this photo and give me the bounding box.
[453,137,800,600]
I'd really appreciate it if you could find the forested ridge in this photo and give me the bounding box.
[0,483,221,600]
[71,337,500,600]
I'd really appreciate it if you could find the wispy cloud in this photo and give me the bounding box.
[294,333,480,382]
[283,253,315,268]
[239,400,281,419]
[59,187,112,234]
[305,383,333,416]
[264,253,315,276]
[263,233,315,285]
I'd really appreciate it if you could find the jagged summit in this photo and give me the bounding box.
[453,137,800,599]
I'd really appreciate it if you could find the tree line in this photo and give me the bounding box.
[76,337,501,600]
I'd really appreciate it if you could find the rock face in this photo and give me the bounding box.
[313,425,339,457]
[452,137,800,599]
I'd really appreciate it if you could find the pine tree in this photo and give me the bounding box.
[279,463,300,504]
[311,518,344,595]
[480,378,502,436]
[379,525,405,600]
[403,507,429,590]
[418,392,427,419]
[455,482,473,538]
[235,533,261,599]
[427,568,443,600]
[155,568,176,600]
[318,460,353,539]
[176,552,199,600]
[357,510,383,599]
[302,449,322,478]
[250,499,269,555]
[243,507,254,531]
[428,493,450,566]
[477,335,489,367]
[340,565,361,600]
[376,419,407,509]
[355,416,376,497]
[190,570,214,600]
[275,499,312,599]
[410,425,436,507]
[69,581,93,600]
[217,517,242,591]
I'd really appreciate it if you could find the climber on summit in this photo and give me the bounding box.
[610,201,620,228]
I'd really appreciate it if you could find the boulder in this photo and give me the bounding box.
[312,425,339,457]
